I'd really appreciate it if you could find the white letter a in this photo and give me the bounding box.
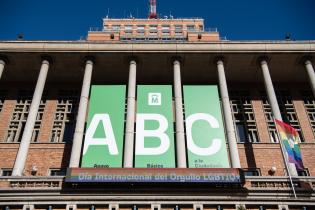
[83,114,118,155]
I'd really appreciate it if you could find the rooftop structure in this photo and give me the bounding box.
[87,18,219,42]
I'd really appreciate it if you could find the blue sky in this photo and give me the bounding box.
[1,0,314,41]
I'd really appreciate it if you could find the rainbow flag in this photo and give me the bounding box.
[275,119,304,170]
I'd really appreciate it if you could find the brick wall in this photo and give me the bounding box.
[238,143,285,176]
[0,144,19,169]
[0,100,16,141]
[37,100,57,142]
[23,144,71,176]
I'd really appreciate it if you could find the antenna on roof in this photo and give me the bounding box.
[149,0,157,19]
[106,8,110,19]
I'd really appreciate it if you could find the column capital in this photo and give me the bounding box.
[171,56,184,65]
[83,56,96,64]
[41,55,53,65]
[123,56,138,65]
[257,56,271,65]
[300,56,313,65]
[129,56,138,64]
[214,56,226,65]
[0,55,9,65]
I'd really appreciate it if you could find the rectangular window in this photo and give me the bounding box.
[161,25,170,31]
[5,90,46,143]
[149,31,158,36]
[111,25,120,31]
[297,168,310,176]
[50,90,79,143]
[261,91,305,142]
[187,25,195,31]
[230,91,259,143]
[124,25,133,31]
[301,90,315,133]
[243,168,261,176]
[174,25,183,30]
[149,25,158,30]
[137,25,145,31]
[0,90,8,113]
[49,168,66,176]
[1,168,12,176]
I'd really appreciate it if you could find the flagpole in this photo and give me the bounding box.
[273,116,297,198]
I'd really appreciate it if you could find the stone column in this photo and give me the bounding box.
[259,58,298,176]
[216,59,241,168]
[260,59,282,120]
[304,60,315,97]
[12,59,50,176]
[123,60,137,167]
[69,59,94,168]
[0,59,5,79]
[173,60,187,168]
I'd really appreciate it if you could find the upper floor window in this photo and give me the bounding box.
[243,168,261,176]
[0,90,8,113]
[230,91,259,143]
[137,25,145,31]
[174,25,183,31]
[103,25,109,30]
[0,168,12,176]
[297,168,310,176]
[5,90,46,143]
[50,90,79,143]
[300,90,315,133]
[49,168,66,176]
[187,25,195,31]
[124,25,133,31]
[149,25,157,31]
[161,25,170,31]
[111,25,120,31]
[261,90,304,143]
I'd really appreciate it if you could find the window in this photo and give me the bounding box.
[187,25,195,31]
[149,25,157,30]
[124,25,133,31]
[175,31,183,36]
[0,90,8,113]
[49,168,66,176]
[174,25,183,31]
[137,25,145,31]
[230,91,259,143]
[111,25,120,31]
[50,90,79,143]
[5,90,46,143]
[261,91,304,142]
[261,92,279,143]
[103,25,109,30]
[161,25,170,31]
[149,31,157,36]
[243,168,261,176]
[1,168,12,176]
[301,90,315,133]
[297,168,310,176]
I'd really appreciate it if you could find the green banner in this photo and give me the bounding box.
[81,85,126,168]
[135,85,175,168]
[183,86,230,168]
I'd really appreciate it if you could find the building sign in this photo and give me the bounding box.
[81,85,126,168]
[135,85,176,168]
[66,168,243,184]
[183,86,230,168]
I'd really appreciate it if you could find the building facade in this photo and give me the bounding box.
[0,17,315,210]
